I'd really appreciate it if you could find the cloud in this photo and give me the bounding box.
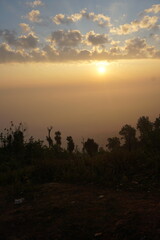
[0,29,39,49]
[0,29,17,45]
[0,43,29,63]
[86,31,110,46]
[26,0,44,8]
[0,28,159,63]
[19,23,31,32]
[80,9,111,27]
[0,39,159,63]
[53,13,82,25]
[43,46,93,62]
[30,47,46,61]
[110,15,158,35]
[18,33,39,48]
[52,9,111,28]
[49,30,82,47]
[144,4,160,14]
[124,37,156,58]
[25,10,41,22]
[150,33,160,41]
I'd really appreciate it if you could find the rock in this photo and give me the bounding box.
[94,232,102,237]
[14,198,25,205]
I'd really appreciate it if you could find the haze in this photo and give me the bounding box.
[0,0,160,147]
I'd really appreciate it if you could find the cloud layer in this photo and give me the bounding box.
[0,3,160,63]
[0,28,159,63]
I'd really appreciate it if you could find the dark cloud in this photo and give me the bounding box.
[18,33,39,49]
[0,43,29,63]
[124,37,156,57]
[0,28,159,63]
[0,29,39,49]
[50,30,82,47]
[86,31,110,46]
[0,30,17,45]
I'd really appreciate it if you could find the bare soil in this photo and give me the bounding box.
[0,182,160,240]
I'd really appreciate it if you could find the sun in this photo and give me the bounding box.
[96,62,109,75]
[98,65,106,74]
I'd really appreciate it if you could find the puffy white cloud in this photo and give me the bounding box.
[80,9,111,27]
[49,30,82,47]
[52,9,111,28]
[25,10,41,22]
[53,13,82,25]
[19,23,31,33]
[110,15,158,35]
[27,0,44,8]
[144,4,160,14]
[86,31,110,46]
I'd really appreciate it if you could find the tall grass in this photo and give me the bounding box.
[1,150,160,192]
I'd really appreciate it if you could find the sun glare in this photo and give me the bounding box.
[98,65,106,74]
[96,62,109,75]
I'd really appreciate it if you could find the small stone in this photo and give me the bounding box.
[14,198,24,205]
[94,232,102,237]
[98,195,104,199]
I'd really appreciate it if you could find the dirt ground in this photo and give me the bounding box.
[0,182,160,240]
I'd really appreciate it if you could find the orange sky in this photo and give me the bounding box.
[0,59,160,147]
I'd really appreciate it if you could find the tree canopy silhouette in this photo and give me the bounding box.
[119,124,136,152]
[84,138,99,156]
[66,136,75,153]
[106,137,120,152]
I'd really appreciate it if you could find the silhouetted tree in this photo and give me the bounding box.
[153,115,160,150]
[81,138,85,153]
[54,131,62,153]
[12,122,25,153]
[54,131,61,146]
[25,136,44,160]
[154,115,160,130]
[84,138,98,156]
[66,136,75,153]
[119,124,136,152]
[46,126,53,149]
[0,121,14,150]
[137,116,153,148]
[106,137,120,152]
[1,122,26,154]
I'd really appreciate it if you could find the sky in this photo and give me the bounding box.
[0,0,160,148]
